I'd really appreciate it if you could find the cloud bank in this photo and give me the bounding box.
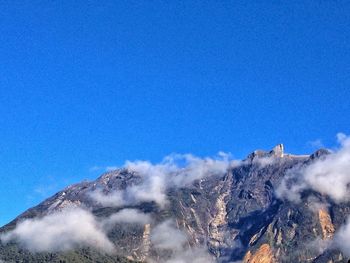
[275,133,350,257]
[1,209,213,262]
[151,220,188,251]
[334,216,350,257]
[276,133,350,203]
[0,207,115,253]
[90,152,233,208]
[3,152,231,257]
[150,219,214,263]
[102,208,152,231]
[0,208,151,253]
[1,206,212,262]
[89,190,125,207]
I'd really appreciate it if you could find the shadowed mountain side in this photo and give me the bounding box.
[1,145,349,263]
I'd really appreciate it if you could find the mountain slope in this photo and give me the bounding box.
[1,145,349,262]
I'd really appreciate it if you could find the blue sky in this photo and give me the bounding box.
[0,1,350,225]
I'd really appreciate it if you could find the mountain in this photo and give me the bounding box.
[1,144,349,263]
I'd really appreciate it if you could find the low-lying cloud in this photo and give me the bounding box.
[150,219,214,263]
[275,133,350,257]
[251,155,277,168]
[0,207,151,253]
[89,189,125,207]
[276,133,350,203]
[334,216,350,257]
[12,152,231,256]
[164,247,214,263]
[310,214,350,257]
[1,207,213,262]
[151,220,188,251]
[0,207,115,253]
[102,208,152,231]
[90,153,234,208]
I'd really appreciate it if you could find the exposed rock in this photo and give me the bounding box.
[270,144,284,158]
[1,146,349,263]
[208,175,232,254]
[139,224,151,261]
[318,208,335,240]
[243,244,276,263]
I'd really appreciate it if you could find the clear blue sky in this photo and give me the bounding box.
[0,1,350,225]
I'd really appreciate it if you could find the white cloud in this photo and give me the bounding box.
[275,133,350,257]
[305,196,330,213]
[306,237,331,255]
[102,209,152,231]
[276,133,350,203]
[334,216,350,257]
[151,220,187,251]
[150,219,214,263]
[0,207,115,253]
[164,247,214,263]
[1,207,154,254]
[90,153,233,208]
[125,152,233,189]
[275,165,308,203]
[1,207,213,261]
[252,156,276,167]
[89,189,126,207]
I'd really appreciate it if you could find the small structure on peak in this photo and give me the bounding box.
[246,144,285,161]
[270,144,284,158]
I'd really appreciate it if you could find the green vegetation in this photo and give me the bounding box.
[0,243,135,263]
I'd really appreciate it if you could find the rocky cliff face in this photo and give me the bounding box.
[1,145,349,263]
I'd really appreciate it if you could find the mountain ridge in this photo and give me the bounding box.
[1,144,349,263]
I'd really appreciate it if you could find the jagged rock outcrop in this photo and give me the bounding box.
[0,145,349,262]
[318,208,335,240]
[270,144,284,158]
[244,244,276,263]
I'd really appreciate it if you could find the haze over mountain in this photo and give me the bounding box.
[1,134,350,262]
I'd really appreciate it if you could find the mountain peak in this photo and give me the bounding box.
[246,144,285,160]
[270,143,284,157]
[1,143,347,263]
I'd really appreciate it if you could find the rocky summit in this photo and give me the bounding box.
[1,145,349,263]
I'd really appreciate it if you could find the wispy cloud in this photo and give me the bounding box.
[89,189,125,207]
[334,216,350,257]
[0,207,151,254]
[150,219,214,263]
[1,207,213,262]
[90,152,234,208]
[275,133,350,257]
[0,207,115,253]
[151,220,187,251]
[276,133,350,203]
[102,209,152,231]
[251,155,276,167]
